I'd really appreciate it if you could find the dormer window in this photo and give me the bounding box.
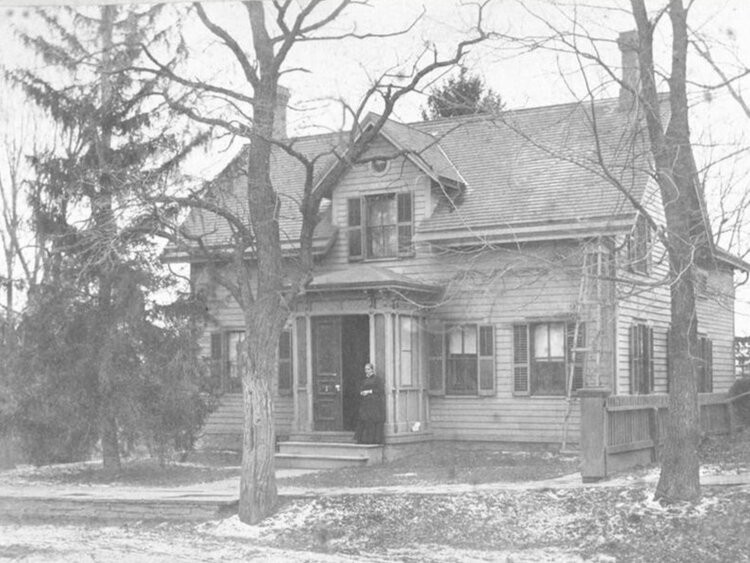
[346,192,413,260]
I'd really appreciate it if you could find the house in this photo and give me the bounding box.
[165,33,749,465]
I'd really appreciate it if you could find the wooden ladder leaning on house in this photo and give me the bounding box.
[560,245,605,453]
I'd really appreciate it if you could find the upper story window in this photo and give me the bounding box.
[627,214,652,274]
[346,192,413,260]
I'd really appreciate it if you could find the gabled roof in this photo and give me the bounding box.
[411,98,651,242]
[173,95,747,271]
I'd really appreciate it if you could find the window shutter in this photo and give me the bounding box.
[347,198,363,260]
[397,192,413,256]
[566,322,585,392]
[427,321,445,395]
[646,326,654,393]
[629,325,641,394]
[296,317,307,387]
[665,327,671,394]
[478,325,495,396]
[278,329,293,395]
[698,336,713,393]
[513,324,530,395]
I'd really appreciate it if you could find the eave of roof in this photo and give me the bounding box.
[305,265,442,295]
[415,214,635,246]
[162,227,338,263]
[715,248,750,272]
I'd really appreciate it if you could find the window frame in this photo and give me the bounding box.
[209,328,293,395]
[345,192,414,261]
[512,321,585,397]
[428,322,495,397]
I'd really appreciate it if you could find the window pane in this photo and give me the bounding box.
[447,357,477,394]
[367,226,397,257]
[549,323,565,357]
[400,317,412,350]
[448,326,463,355]
[533,324,549,359]
[463,326,477,355]
[401,350,413,386]
[367,194,396,226]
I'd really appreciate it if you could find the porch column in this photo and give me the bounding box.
[384,311,396,436]
[305,314,314,432]
[292,314,299,432]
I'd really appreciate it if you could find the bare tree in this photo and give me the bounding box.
[0,99,43,321]
[143,0,490,523]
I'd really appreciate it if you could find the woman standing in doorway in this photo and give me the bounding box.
[354,363,385,444]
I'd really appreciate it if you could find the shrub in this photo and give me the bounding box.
[728,377,750,428]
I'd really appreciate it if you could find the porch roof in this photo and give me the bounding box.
[305,265,442,294]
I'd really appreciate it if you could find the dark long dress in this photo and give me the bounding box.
[354,374,385,444]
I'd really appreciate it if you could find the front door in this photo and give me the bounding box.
[312,317,343,431]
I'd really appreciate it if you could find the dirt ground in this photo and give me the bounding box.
[2,433,749,562]
[3,479,750,562]
[0,518,595,562]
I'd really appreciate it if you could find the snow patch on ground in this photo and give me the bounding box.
[386,545,588,562]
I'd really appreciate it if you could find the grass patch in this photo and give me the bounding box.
[278,443,579,489]
[699,427,750,472]
[0,459,240,487]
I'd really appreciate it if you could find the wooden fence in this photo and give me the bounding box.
[580,388,737,481]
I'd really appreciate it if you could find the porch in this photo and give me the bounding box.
[198,265,442,468]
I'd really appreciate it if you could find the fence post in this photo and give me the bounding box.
[578,387,611,482]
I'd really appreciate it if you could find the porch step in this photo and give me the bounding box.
[275,453,370,470]
[276,441,383,469]
[288,431,356,443]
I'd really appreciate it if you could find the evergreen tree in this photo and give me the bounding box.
[6,5,201,469]
[422,67,503,120]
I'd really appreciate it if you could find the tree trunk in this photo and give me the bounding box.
[631,0,703,502]
[238,318,280,524]
[101,408,120,471]
[95,4,121,472]
[656,256,701,501]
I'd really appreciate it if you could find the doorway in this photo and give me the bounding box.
[312,315,370,432]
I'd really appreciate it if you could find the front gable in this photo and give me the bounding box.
[325,134,432,266]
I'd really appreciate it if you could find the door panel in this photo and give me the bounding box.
[312,317,343,431]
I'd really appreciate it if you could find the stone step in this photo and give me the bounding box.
[279,441,383,463]
[274,453,370,470]
[288,431,356,443]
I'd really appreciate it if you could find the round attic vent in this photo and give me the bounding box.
[370,159,389,175]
